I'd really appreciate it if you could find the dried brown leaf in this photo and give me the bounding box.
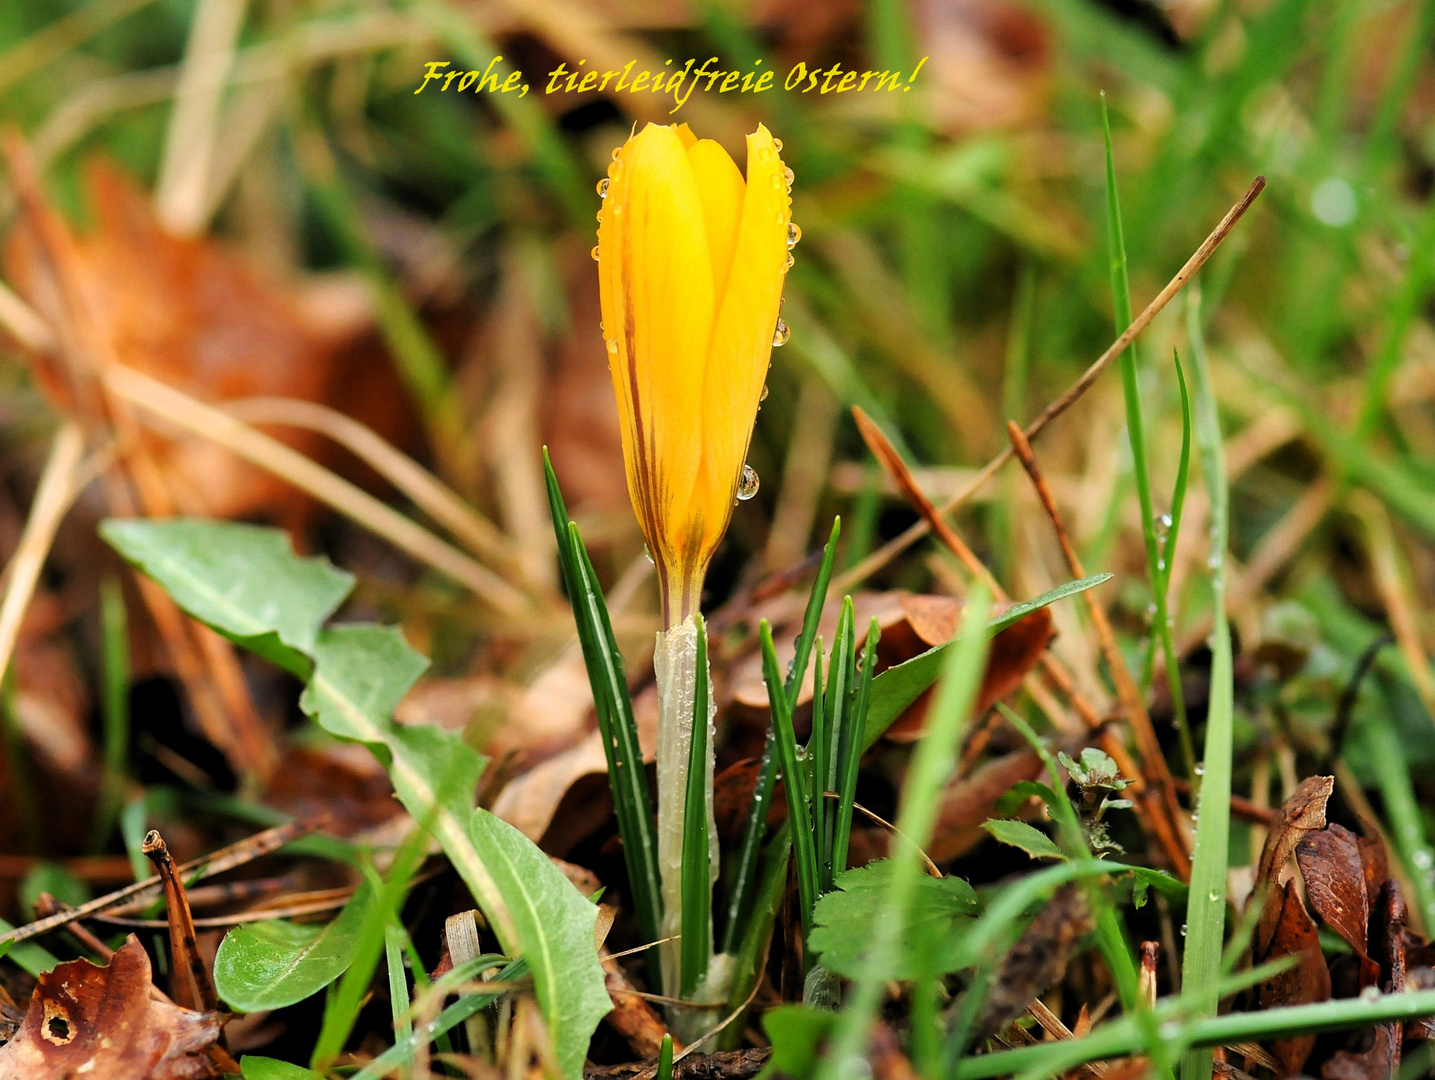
[1255,882,1331,1076]
[1297,823,1369,958]
[0,937,223,1080]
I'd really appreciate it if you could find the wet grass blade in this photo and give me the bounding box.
[1101,96,1166,693]
[809,636,827,885]
[543,451,662,955]
[1178,287,1234,1080]
[1153,353,1197,785]
[679,616,712,998]
[657,1034,674,1080]
[760,619,820,939]
[720,519,840,953]
[818,600,856,891]
[831,617,878,884]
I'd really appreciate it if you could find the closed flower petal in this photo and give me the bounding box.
[597,123,791,626]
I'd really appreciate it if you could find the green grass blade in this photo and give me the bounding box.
[1151,352,1197,786]
[542,451,663,953]
[720,823,794,1050]
[679,616,712,998]
[1101,94,1165,698]
[657,1034,674,1080]
[809,636,828,884]
[1178,287,1235,1080]
[1365,699,1435,933]
[720,519,840,953]
[312,823,429,1067]
[820,589,993,1080]
[760,620,820,939]
[818,603,855,891]
[93,575,130,851]
[385,923,414,1066]
[831,618,879,882]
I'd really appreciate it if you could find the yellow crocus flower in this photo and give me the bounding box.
[597,122,792,628]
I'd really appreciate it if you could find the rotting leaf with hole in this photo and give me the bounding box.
[0,936,223,1080]
[808,860,980,980]
[213,883,372,1013]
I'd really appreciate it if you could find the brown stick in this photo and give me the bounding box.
[1006,421,1191,877]
[0,817,321,947]
[852,406,1101,735]
[143,829,219,1014]
[833,176,1266,595]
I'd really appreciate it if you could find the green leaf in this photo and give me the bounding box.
[994,780,1059,817]
[214,885,372,1012]
[544,451,662,952]
[862,574,1111,747]
[808,860,980,979]
[469,809,610,1080]
[983,819,1066,861]
[99,518,353,676]
[759,1005,836,1080]
[240,1057,326,1080]
[107,516,609,1078]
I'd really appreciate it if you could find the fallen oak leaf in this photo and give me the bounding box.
[1296,824,1371,960]
[0,936,224,1080]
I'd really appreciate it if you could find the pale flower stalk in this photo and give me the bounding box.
[595,121,792,1000]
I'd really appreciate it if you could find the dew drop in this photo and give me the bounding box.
[737,463,760,501]
[642,545,654,563]
[596,210,604,222]
[771,174,782,190]
[606,338,618,354]
[1179,923,1188,937]
[773,138,783,151]
[597,177,610,197]
[1159,512,1173,529]
[1194,763,1205,776]
[782,165,794,187]
[1361,985,1382,1002]
[787,222,802,249]
[760,384,769,402]
[612,147,623,161]
[591,246,600,261]
[772,319,790,347]
[759,146,773,162]
[1208,890,1220,902]
[785,252,795,269]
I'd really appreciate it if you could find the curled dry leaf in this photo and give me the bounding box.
[0,936,224,1080]
[1296,823,1370,959]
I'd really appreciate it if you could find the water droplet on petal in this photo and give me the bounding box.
[773,138,783,151]
[772,319,790,347]
[759,384,769,402]
[785,252,795,269]
[787,222,802,248]
[591,246,600,261]
[612,147,623,161]
[642,545,654,563]
[597,177,609,197]
[782,165,795,186]
[596,210,603,222]
[771,174,782,190]
[737,464,760,501]
[759,146,772,162]
[606,338,618,354]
